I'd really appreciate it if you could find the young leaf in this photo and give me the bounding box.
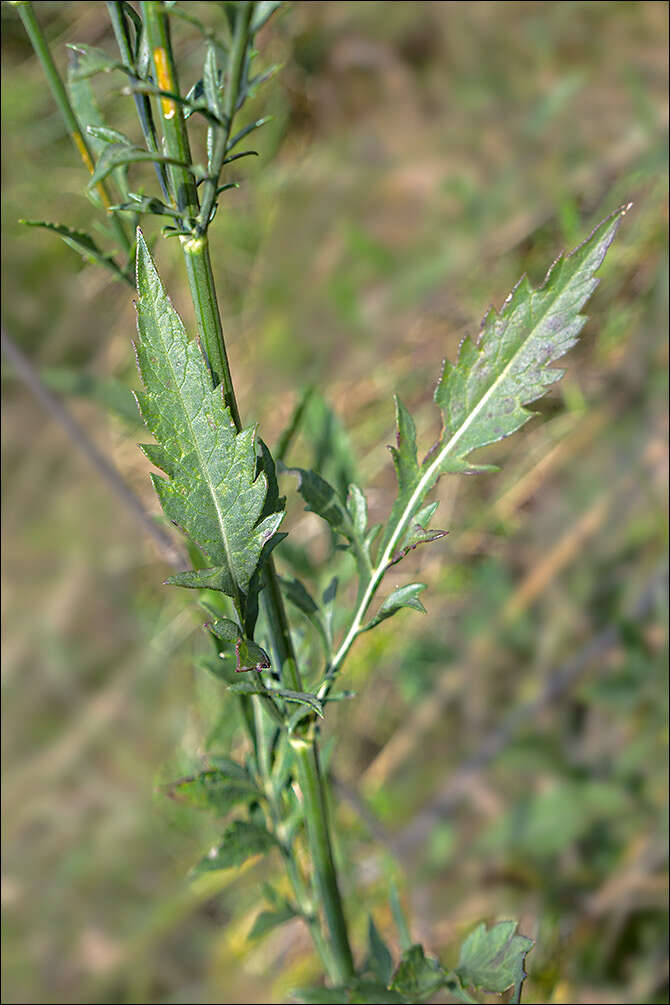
[89,143,194,187]
[367,915,394,986]
[228,682,324,718]
[19,220,130,283]
[66,43,124,80]
[390,944,445,1001]
[363,584,427,632]
[164,767,260,814]
[207,617,271,672]
[455,921,533,1002]
[134,230,283,619]
[249,903,299,940]
[191,819,276,874]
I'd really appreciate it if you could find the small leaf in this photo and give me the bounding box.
[38,366,141,426]
[456,921,534,1001]
[364,584,427,631]
[389,882,412,952]
[235,636,272,673]
[89,143,193,187]
[164,766,260,814]
[19,220,129,283]
[390,944,445,1001]
[66,43,124,79]
[292,986,405,1005]
[249,904,298,940]
[367,915,394,985]
[191,819,276,874]
[251,1,283,32]
[228,682,324,718]
[86,125,131,145]
[110,193,183,218]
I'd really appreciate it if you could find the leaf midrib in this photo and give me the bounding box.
[327,253,584,681]
[157,320,241,603]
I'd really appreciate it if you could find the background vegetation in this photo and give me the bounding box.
[1,2,668,1003]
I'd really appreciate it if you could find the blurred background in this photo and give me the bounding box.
[1,2,668,1003]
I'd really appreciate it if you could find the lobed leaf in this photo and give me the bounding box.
[390,944,446,1001]
[134,231,283,627]
[164,766,260,814]
[456,921,534,1001]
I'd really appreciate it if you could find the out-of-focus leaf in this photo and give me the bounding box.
[367,915,394,985]
[251,1,283,32]
[191,819,276,874]
[38,366,140,426]
[390,944,445,1001]
[249,903,298,940]
[19,220,129,283]
[164,765,260,814]
[66,43,124,79]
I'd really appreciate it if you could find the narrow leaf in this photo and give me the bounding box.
[368,915,394,986]
[89,144,193,187]
[66,43,124,79]
[228,682,324,718]
[20,220,128,282]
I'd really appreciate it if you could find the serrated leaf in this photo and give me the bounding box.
[164,766,260,814]
[456,921,534,1001]
[191,819,276,874]
[19,220,129,283]
[390,944,446,1001]
[364,584,427,631]
[249,903,298,940]
[367,915,394,985]
[206,617,271,672]
[134,230,283,623]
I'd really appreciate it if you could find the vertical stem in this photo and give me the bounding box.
[14,1,132,257]
[142,1,354,982]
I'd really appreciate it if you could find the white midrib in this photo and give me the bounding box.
[160,324,240,604]
[323,271,579,693]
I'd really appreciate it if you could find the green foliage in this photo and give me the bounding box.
[456,921,534,1002]
[133,230,283,631]
[191,818,277,875]
[164,763,261,814]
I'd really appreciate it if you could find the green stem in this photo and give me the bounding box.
[142,1,354,983]
[106,0,170,201]
[195,1,253,235]
[15,1,132,257]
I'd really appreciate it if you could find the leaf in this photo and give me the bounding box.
[251,1,283,32]
[228,682,324,718]
[367,915,394,986]
[191,819,276,874]
[134,230,283,622]
[207,617,271,672]
[280,577,331,656]
[390,944,445,1001]
[249,903,298,940]
[456,921,534,1001]
[89,143,194,187]
[19,220,129,283]
[292,469,376,597]
[389,882,412,952]
[164,766,260,814]
[66,43,124,80]
[110,192,182,218]
[363,584,427,631]
[37,366,141,426]
[293,985,406,1005]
